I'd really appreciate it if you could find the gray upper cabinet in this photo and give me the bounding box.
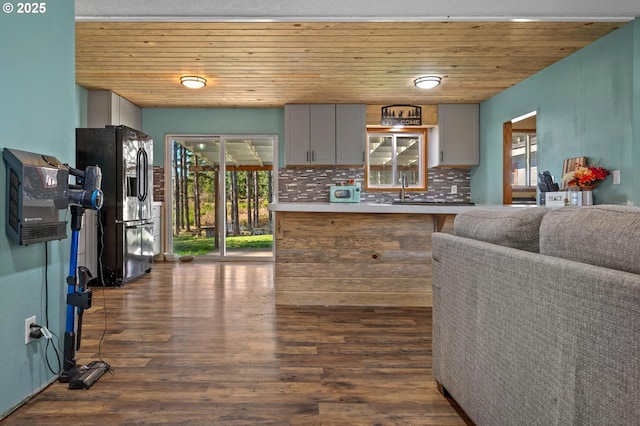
[285,104,311,165]
[285,103,365,166]
[336,104,366,165]
[285,104,335,165]
[309,104,336,164]
[87,90,142,130]
[428,104,479,168]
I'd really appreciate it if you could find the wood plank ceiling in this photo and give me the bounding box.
[76,21,623,108]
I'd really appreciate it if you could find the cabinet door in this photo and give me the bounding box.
[309,104,336,164]
[119,96,142,130]
[87,91,117,128]
[285,104,311,165]
[427,125,441,168]
[152,203,162,255]
[429,104,479,167]
[336,104,366,165]
[87,90,142,130]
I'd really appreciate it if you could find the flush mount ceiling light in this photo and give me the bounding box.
[414,76,441,90]
[181,76,206,89]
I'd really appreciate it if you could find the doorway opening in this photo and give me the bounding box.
[163,134,278,261]
[503,111,537,205]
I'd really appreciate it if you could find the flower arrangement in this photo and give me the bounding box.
[562,164,610,189]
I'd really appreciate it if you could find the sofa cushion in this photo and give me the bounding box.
[539,205,640,274]
[453,207,551,252]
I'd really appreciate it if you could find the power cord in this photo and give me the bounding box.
[39,211,114,378]
[95,209,113,373]
[56,209,114,378]
[43,242,62,375]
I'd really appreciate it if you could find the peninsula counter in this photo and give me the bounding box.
[268,203,513,307]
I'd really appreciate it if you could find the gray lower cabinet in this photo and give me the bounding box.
[428,104,479,167]
[285,104,366,166]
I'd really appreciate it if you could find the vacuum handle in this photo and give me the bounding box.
[77,266,94,291]
[74,266,95,351]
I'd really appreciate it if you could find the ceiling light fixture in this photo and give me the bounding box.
[181,76,206,89]
[414,76,441,90]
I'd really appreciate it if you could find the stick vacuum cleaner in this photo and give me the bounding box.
[58,164,110,389]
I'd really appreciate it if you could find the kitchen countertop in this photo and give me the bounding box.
[268,202,532,214]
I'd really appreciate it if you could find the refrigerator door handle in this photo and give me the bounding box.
[136,148,148,202]
[142,149,148,201]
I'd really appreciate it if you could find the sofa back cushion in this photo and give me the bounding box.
[454,207,550,252]
[539,205,640,274]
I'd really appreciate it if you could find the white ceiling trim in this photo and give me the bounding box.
[75,0,640,21]
[75,16,635,23]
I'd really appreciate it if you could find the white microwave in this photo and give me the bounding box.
[329,185,361,203]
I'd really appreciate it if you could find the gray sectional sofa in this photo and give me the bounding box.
[432,205,640,426]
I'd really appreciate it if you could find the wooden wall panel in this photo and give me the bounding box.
[276,262,430,278]
[276,277,430,293]
[274,211,437,307]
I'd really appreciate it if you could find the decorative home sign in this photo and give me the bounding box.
[381,105,422,126]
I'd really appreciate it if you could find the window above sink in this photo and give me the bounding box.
[365,128,426,191]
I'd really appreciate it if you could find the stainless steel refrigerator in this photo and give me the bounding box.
[76,125,153,286]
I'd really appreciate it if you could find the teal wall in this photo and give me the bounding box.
[0,0,76,418]
[473,19,639,206]
[142,108,285,166]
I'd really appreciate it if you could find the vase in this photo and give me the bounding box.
[579,184,597,206]
[567,185,596,206]
[568,186,581,206]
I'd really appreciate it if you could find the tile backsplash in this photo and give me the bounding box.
[278,167,471,203]
[153,166,164,202]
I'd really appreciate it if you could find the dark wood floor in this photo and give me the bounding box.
[2,261,472,425]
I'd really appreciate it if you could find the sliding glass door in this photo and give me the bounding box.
[167,134,277,261]
[219,136,275,259]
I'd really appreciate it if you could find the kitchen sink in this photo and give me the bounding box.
[391,200,475,206]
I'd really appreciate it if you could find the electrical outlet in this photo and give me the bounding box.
[613,170,621,185]
[25,316,36,344]
[451,185,458,194]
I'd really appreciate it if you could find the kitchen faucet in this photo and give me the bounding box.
[400,173,408,201]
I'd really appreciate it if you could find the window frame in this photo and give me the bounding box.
[511,131,537,188]
[365,127,427,192]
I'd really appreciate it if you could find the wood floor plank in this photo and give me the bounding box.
[1,261,472,425]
